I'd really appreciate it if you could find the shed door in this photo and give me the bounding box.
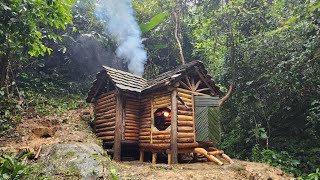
[194,96,221,143]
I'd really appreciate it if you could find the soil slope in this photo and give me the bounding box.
[0,107,293,179]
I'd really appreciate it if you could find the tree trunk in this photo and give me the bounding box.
[0,56,10,96]
[173,0,185,65]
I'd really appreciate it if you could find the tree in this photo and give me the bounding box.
[0,0,74,96]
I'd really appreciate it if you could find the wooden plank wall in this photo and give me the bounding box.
[177,89,196,145]
[94,91,117,141]
[124,96,140,141]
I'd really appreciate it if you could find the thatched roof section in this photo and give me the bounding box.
[86,61,220,102]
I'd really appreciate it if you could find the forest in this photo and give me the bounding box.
[1,0,320,179]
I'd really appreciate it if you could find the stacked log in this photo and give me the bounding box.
[124,97,140,141]
[95,91,116,141]
[152,131,170,145]
[152,92,171,109]
[139,96,151,144]
[177,89,195,144]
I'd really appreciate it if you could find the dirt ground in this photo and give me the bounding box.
[0,108,294,180]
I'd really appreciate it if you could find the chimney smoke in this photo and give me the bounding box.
[95,0,147,76]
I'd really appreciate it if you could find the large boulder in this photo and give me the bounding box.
[39,143,112,179]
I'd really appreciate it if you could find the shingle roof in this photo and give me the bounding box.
[103,66,147,92]
[86,61,220,102]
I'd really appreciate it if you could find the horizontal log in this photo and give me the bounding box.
[139,136,151,140]
[177,88,209,96]
[140,128,151,132]
[178,115,193,121]
[95,113,116,120]
[152,139,170,144]
[96,97,116,106]
[153,93,170,98]
[96,109,116,117]
[153,95,170,100]
[140,124,151,128]
[177,138,194,143]
[125,110,139,115]
[178,120,194,127]
[153,99,170,106]
[139,142,198,149]
[177,92,192,99]
[96,107,116,114]
[125,122,138,127]
[125,126,139,131]
[125,129,139,133]
[177,105,193,111]
[97,91,115,99]
[125,137,139,141]
[139,139,150,143]
[152,135,170,139]
[178,126,194,132]
[95,117,116,125]
[95,121,116,129]
[207,150,224,156]
[153,104,171,109]
[125,113,138,118]
[140,114,152,119]
[139,132,150,136]
[96,101,115,110]
[96,93,116,103]
[96,131,115,137]
[95,126,115,133]
[177,110,193,116]
[179,96,192,103]
[97,136,114,140]
[152,131,170,135]
[125,132,139,137]
[178,101,192,107]
[178,133,194,138]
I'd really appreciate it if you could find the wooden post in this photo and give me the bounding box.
[168,153,172,165]
[152,153,157,164]
[113,93,123,162]
[139,151,144,162]
[170,87,178,164]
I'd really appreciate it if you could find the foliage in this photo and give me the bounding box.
[307,168,320,180]
[0,153,33,180]
[140,11,169,33]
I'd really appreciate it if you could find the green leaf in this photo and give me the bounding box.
[140,11,169,33]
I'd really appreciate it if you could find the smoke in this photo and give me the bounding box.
[95,0,147,76]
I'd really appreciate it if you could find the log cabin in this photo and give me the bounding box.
[86,61,229,164]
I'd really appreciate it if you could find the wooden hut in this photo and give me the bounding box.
[87,61,226,164]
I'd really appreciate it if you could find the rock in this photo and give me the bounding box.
[40,143,112,179]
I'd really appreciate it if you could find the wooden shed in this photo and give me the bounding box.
[87,61,228,164]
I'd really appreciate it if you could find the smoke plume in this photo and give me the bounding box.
[95,0,147,76]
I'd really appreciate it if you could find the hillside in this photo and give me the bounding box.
[0,107,292,179]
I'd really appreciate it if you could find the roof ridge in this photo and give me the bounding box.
[102,65,147,81]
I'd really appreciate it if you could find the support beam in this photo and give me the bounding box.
[139,151,144,162]
[113,93,123,162]
[170,89,178,164]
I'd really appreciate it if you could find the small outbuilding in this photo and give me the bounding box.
[86,61,229,164]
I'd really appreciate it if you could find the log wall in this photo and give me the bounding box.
[124,96,140,141]
[177,88,196,147]
[94,91,117,141]
[139,95,151,144]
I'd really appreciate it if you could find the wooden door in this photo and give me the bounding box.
[194,96,221,143]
